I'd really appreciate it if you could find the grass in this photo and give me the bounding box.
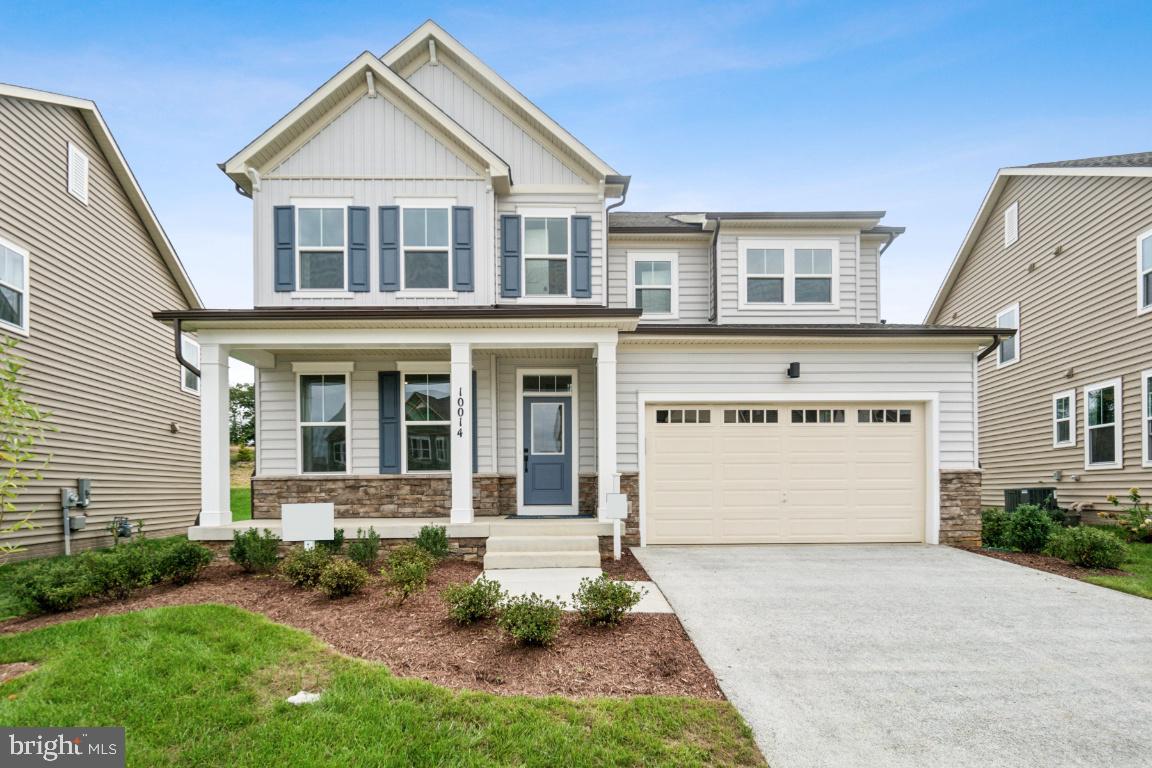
[1084,538,1152,599]
[0,605,763,767]
[231,486,252,522]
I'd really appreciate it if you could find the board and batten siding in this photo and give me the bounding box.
[0,96,199,558]
[932,173,1152,514]
[607,238,712,323]
[613,343,979,472]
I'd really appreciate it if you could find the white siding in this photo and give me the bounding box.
[858,237,881,323]
[607,238,712,323]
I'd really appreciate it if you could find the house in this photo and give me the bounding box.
[0,84,202,559]
[926,152,1152,519]
[161,21,1005,562]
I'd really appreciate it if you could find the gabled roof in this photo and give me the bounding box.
[382,20,619,185]
[222,52,512,195]
[925,155,1152,323]
[0,83,201,308]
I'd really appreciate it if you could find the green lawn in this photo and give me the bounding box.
[231,486,252,522]
[0,605,762,767]
[1085,539,1152,599]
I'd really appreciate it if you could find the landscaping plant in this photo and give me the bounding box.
[316,528,345,555]
[981,508,1010,548]
[155,539,214,585]
[0,338,51,561]
[1005,504,1057,553]
[385,545,436,599]
[442,576,505,624]
[1101,488,1152,542]
[228,528,280,573]
[1046,526,1128,570]
[572,575,645,626]
[12,558,95,613]
[347,527,381,568]
[82,543,154,599]
[415,525,449,558]
[278,547,332,589]
[317,559,368,599]
[497,593,564,646]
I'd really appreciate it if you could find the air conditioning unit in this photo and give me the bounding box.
[1004,487,1058,512]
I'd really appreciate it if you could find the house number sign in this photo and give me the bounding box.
[456,387,466,438]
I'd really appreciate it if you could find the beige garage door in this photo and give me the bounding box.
[645,403,925,544]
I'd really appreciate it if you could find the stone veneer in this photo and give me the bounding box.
[201,537,486,562]
[938,469,982,547]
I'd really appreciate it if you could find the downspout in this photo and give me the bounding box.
[708,218,721,323]
[173,318,201,378]
[976,331,1006,362]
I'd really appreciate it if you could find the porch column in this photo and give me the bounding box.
[450,342,474,524]
[596,340,618,521]
[199,343,231,527]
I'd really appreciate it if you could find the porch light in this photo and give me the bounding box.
[787,362,801,379]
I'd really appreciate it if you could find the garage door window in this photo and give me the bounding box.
[723,408,778,424]
[791,409,845,424]
[655,408,711,424]
[858,409,912,424]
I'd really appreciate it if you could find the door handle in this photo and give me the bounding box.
[523,449,529,473]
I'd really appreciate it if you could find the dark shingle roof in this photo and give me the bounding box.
[1022,151,1152,169]
[608,211,900,235]
[606,212,703,233]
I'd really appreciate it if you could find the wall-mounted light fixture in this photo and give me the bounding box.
[787,362,801,379]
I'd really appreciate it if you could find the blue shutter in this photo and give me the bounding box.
[500,215,521,298]
[472,370,478,473]
[452,206,475,292]
[379,206,400,292]
[378,372,401,474]
[273,205,295,292]
[571,215,592,298]
[348,206,370,292]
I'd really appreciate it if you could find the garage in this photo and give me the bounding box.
[644,403,926,544]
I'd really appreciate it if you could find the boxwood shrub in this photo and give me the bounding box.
[981,508,1010,548]
[414,525,449,559]
[278,547,332,589]
[318,559,368,599]
[442,576,505,624]
[572,575,645,626]
[1005,504,1056,553]
[13,559,95,613]
[1045,526,1128,570]
[498,593,564,646]
[229,528,280,573]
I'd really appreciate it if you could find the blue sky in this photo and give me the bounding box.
[3,1,1151,333]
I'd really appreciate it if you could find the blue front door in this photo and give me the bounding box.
[523,396,573,507]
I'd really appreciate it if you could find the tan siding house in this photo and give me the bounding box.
[0,85,202,559]
[926,154,1152,518]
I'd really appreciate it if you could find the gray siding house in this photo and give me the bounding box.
[927,153,1152,519]
[163,22,1004,563]
[0,84,202,559]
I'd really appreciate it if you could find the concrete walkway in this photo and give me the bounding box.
[481,568,673,613]
[635,544,1152,768]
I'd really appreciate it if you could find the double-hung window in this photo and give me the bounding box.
[1142,370,1152,466]
[739,239,838,307]
[181,335,200,394]
[1138,230,1152,313]
[995,304,1020,367]
[1084,379,1122,469]
[793,248,834,303]
[401,203,451,290]
[1052,390,1074,447]
[297,206,346,290]
[404,373,451,472]
[523,215,569,296]
[0,237,29,334]
[745,248,785,304]
[627,253,678,317]
[299,374,348,473]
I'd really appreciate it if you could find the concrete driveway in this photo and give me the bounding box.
[635,545,1152,768]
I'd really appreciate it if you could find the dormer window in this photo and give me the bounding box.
[402,204,451,290]
[523,216,569,296]
[297,206,346,290]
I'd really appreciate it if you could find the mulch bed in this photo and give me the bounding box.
[0,560,721,700]
[962,547,1129,581]
[600,547,651,581]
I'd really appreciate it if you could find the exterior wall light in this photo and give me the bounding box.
[787,362,801,379]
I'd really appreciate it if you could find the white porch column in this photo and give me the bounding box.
[449,342,474,524]
[596,340,618,521]
[199,343,231,527]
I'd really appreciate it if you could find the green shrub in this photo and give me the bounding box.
[572,575,645,626]
[278,547,332,589]
[414,525,449,558]
[442,576,505,624]
[316,528,345,555]
[82,544,154,599]
[155,539,214,585]
[1101,488,1152,541]
[1006,504,1057,553]
[13,559,95,613]
[228,528,280,573]
[981,508,1010,548]
[497,593,564,646]
[387,543,436,571]
[347,528,381,569]
[1046,526,1128,570]
[317,559,368,599]
[233,445,254,463]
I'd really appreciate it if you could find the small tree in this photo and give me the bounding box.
[229,382,255,446]
[0,338,51,560]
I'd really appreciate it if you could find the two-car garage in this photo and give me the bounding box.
[643,402,927,544]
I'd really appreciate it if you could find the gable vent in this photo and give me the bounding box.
[67,142,90,203]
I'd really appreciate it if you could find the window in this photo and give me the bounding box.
[627,253,678,317]
[791,409,845,424]
[995,304,1020,367]
[1004,201,1019,247]
[297,206,345,290]
[523,374,572,393]
[722,409,777,424]
[531,402,566,452]
[858,409,912,423]
[0,237,29,334]
[67,143,89,203]
[401,203,451,290]
[739,239,838,307]
[299,374,348,473]
[523,216,569,296]
[1052,391,1075,448]
[1139,230,1152,312]
[180,336,200,394]
[1084,379,1122,469]
[1142,370,1152,467]
[404,373,450,472]
[656,409,712,424]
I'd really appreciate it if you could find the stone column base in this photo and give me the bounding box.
[939,469,982,547]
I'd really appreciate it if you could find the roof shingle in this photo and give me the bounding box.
[1022,151,1152,169]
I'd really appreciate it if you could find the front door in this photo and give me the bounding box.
[522,396,573,509]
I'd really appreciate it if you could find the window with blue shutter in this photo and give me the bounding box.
[348,206,370,292]
[453,206,474,292]
[273,205,295,292]
[571,215,592,298]
[500,215,521,298]
[379,206,400,292]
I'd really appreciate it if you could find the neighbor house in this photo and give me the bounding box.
[927,152,1152,520]
[161,22,1006,564]
[0,84,202,559]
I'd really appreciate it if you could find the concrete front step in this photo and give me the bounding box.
[486,534,600,554]
[487,519,606,537]
[483,550,602,570]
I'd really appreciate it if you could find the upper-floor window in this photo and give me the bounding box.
[180,335,200,394]
[745,248,784,303]
[523,216,569,296]
[794,248,834,303]
[995,303,1020,367]
[67,142,89,204]
[0,236,29,335]
[738,239,838,308]
[1084,378,1121,469]
[1138,229,1152,313]
[1003,201,1019,247]
[1052,390,1074,447]
[627,252,678,318]
[297,205,346,290]
[401,202,451,291]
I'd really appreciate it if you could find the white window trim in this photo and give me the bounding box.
[1052,389,1074,448]
[514,367,580,515]
[180,335,200,395]
[67,142,89,204]
[1084,377,1123,470]
[995,303,1020,368]
[295,371,352,476]
[737,238,840,310]
[518,206,576,300]
[1003,201,1019,248]
[396,196,456,295]
[626,252,679,319]
[400,368,452,475]
[1142,369,1152,467]
[292,197,350,294]
[0,234,30,336]
[1137,228,1152,315]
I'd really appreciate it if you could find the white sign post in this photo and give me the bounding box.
[604,492,628,560]
[281,503,335,550]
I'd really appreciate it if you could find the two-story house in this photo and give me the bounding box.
[927,152,1152,519]
[1,84,202,559]
[161,22,1004,562]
